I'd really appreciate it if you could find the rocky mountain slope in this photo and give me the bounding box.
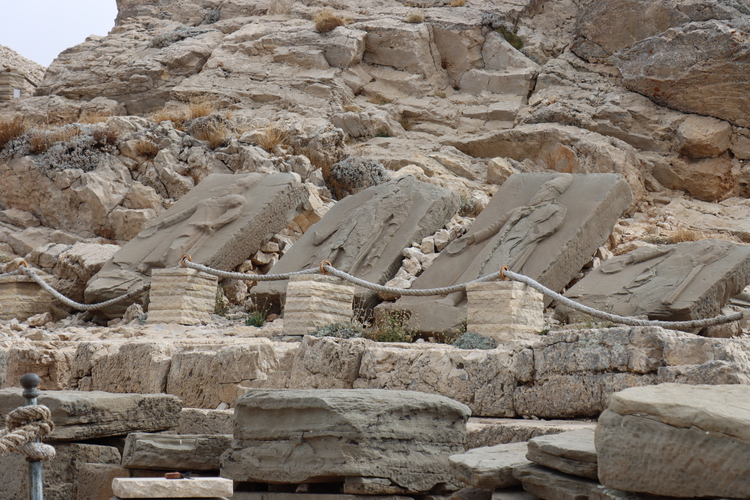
[0,44,45,86]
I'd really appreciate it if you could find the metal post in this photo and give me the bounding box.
[20,373,43,500]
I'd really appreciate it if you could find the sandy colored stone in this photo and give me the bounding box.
[122,432,232,471]
[678,115,732,158]
[177,408,234,435]
[0,389,181,440]
[465,418,596,450]
[77,463,130,500]
[0,275,54,321]
[596,384,750,498]
[147,268,218,325]
[512,463,599,500]
[526,428,597,480]
[221,389,471,492]
[466,281,544,341]
[234,494,412,500]
[112,477,233,499]
[343,477,411,495]
[5,343,75,390]
[449,441,528,489]
[283,275,354,337]
[653,155,735,202]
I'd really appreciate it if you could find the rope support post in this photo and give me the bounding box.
[21,373,44,500]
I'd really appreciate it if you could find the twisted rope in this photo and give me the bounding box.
[0,405,56,461]
[19,265,149,311]
[0,269,21,278]
[182,258,320,281]
[504,269,744,329]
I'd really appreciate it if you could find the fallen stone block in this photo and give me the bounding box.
[343,477,411,495]
[112,477,233,499]
[449,441,529,489]
[465,418,596,449]
[77,463,130,500]
[596,383,750,498]
[526,428,597,480]
[0,389,181,440]
[512,463,599,500]
[122,432,232,471]
[221,389,471,492]
[233,494,412,500]
[177,408,234,435]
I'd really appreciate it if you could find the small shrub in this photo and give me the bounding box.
[27,125,82,155]
[188,100,216,119]
[459,193,482,217]
[256,125,289,152]
[312,322,365,339]
[245,310,266,327]
[452,332,497,350]
[91,125,120,147]
[314,10,345,33]
[149,107,188,129]
[405,10,425,23]
[192,120,230,149]
[326,156,392,199]
[133,138,160,160]
[366,310,414,343]
[450,0,466,6]
[376,128,392,138]
[0,253,12,264]
[667,228,708,243]
[78,111,111,124]
[214,287,228,316]
[496,26,523,50]
[0,116,28,151]
[434,90,447,98]
[366,94,393,105]
[398,118,413,131]
[343,104,361,113]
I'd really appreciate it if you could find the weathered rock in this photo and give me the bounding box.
[177,408,234,435]
[76,463,130,500]
[221,389,471,492]
[561,240,750,324]
[252,175,459,310]
[491,488,541,500]
[526,429,597,480]
[233,494,412,500]
[0,389,181,440]
[0,443,120,500]
[512,463,599,500]
[466,281,544,342]
[5,343,76,390]
[465,419,596,450]
[86,172,307,317]
[112,477,233,499]
[596,384,750,498]
[0,275,54,322]
[0,207,40,228]
[147,267,219,325]
[652,154,735,202]
[283,275,355,337]
[122,432,232,471]
[613,19,750,128]
[449,442,529,489]
[390,172,631,333]
[678,115,733,158]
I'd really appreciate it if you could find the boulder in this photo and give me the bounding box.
[526,429,598,480]
[678,115,732,158]
[613,19,750,128]
[652,154,735,202]
[0,389,181,440]
[221,389,471,492]
[388,172,631,334]
[122,432,232,471]
[252,175,459,310]
[561,239,750,324]
[449,442,529,489]
[596,384,750,497]
[85,172,308,317]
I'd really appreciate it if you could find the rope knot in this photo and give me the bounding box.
[0,405,56,460]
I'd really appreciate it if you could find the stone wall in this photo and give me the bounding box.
[3,326,749,419]
[0,69,33,101]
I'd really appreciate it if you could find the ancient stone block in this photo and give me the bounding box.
[147,268,218,325]
[466,281,544,342]
[5,342,76,390]
[0,389,181,440]
[177,408,234,435]
[0,275,53,321]
[526,428,598,480]
[252,175,459,310]
[283,275,355,337]
[465,418,596,450]
[77,463,130,500]
[596,384,750,498]
[560,240,750,324]
[221,389,471,492]
[112,477,233,499]
[449,442,528,489]
[390,172,631,334]
[233,494,412,500]
[122,432,232,471]
[0,443,120,500]
[512,463,599,500]
[86,172,308,317]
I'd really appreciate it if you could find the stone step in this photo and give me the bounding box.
[465,418,596,450]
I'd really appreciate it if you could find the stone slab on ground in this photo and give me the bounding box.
[177,408,234,435]
[221,389,471,492]
[526,429,597,480]
[122,433,232,471]
[512,463,599,500]
[596,383,750,498]
[449,441,528,489]
[0,389,181,440]
[0,442,120,500]
[343,477,411,495]
[390,172,632,334]
[465,419,596,449]
[77,463,130,500]
[86,172,308,317]
[561,239,750,324]
[252,175,459,310]
[112,477,233,499]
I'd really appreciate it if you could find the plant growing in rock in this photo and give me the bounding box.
[450,0,466,6]
[256,125,289,152]
[496,26,523,50]
[0,116,27,151]
[452,331,497,349]
[314,11,345,33]
[312,321,365,339]
[366,310,415,343]
[245,299,270,327]
[325,156,392,199]
[366,94,393,105]
[405,10,425,23]
[133,138,160,159]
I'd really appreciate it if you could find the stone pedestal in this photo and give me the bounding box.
[147,268,218,325]
[283,275,355,337]
[0,275,52,321]
[466,281,544,341]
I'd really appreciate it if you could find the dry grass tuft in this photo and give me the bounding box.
[193,123,230,149]
[133,138,160,160]
[91,125,120,146]
[188,100,216,119]
[405,10,425,23]
[450,0,466,6]
[0,116,28,151]
[343,104,361,113]
[28,126,82,155]
[366,94,393,105]
[256,125,289,152]
[78,111,111,124]
[314,10,345,33]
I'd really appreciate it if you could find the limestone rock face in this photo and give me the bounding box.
[678,115,733,158]
[613,19,750,128]
[653,154,735,201]
[0,389,181,440]
[122,432,232,471]
[596,384,750,498]
[221,389,471,492]
[449,442,529,489]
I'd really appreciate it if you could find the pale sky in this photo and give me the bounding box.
[0,0,118,67]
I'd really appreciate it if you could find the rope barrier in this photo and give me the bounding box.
[0,405,56,461]
[18,265,149,312]
[0,269,21,278]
